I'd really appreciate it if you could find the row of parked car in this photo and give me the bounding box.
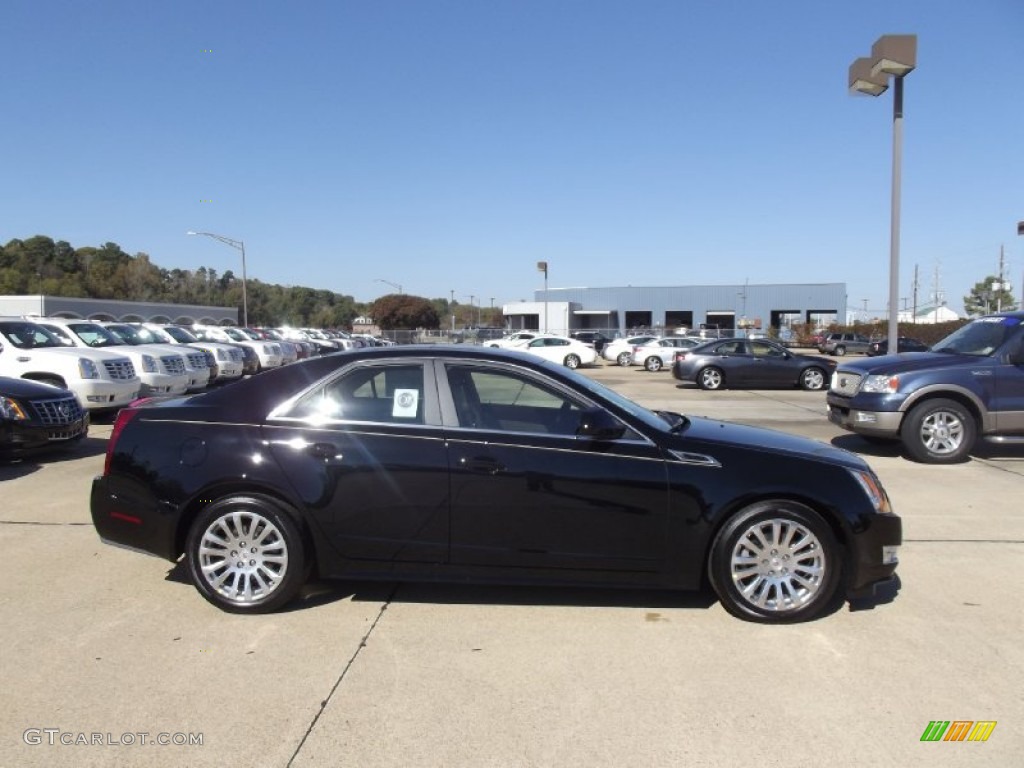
[0,316,390,457]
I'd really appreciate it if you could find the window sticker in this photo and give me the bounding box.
[393,389,419,418]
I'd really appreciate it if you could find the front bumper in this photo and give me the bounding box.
[827,401,904,437]
[847,511,902,595]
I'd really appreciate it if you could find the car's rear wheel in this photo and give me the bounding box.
[186,495,307,613]
[698,367,724,390]
[902,398,976,464]
[800,367,827,391]
[616,351,631,366]
[709,501,841,623]
[564,354,581,369]
[644,356,663,372]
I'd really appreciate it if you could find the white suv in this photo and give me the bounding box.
[102,322,211,392]
[140,324,244,384]
[37,318,189,397]
[0,317,140,411]
[192,325,283,372]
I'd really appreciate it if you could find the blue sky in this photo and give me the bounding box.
[4,0,1022,316]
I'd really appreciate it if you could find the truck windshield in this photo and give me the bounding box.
[0,321,64,349]
[931,316,1021,357]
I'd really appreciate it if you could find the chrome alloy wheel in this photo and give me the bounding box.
[801,368,825,390]
[729,518,825,613]
[919,409,965,456]
[197,511,289,604]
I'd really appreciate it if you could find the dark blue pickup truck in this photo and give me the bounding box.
[826,312,1024,463]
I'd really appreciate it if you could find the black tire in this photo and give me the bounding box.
[708,501,842,623]
[616,351,631,366]
[564,354,581,369]
[697,367,725,390]
[834,345,847,356]
[901,398,976,464]
[644,356,663,372]
[799,367,827,391]
[186,494,308,613]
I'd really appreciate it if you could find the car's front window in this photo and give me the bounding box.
[932,316,1021,357]
[0,322,64,349]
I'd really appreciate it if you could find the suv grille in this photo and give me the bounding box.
[103,359,136,380]
[160,355,186,376]
[186,352,208,369]
[229,348,243,363]
[30,395,85,426]
[830,371,863,396]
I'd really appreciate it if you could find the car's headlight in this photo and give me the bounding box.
[848,469,892,513]
[861,374,900,394]
[78,358,99,379]
[140,354,157,373]
[0,396,29,421]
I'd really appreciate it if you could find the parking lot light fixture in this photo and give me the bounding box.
[848,34,917,356]
[187,231,248,327]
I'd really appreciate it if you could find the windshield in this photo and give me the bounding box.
[104,324,146,345]
[134,326,171,343]
[163,326,199,343]
[63,322,123,348]
[931,316,1022,357]
[222,328,247,341]
[0,321,65,349]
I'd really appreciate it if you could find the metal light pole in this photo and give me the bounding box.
[187,230,248,326]
[849,34,917,354]
[537,261,548,333]
[374,278,403,294]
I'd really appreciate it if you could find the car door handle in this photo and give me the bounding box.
[306,442,341,460]
[460,456,504,475]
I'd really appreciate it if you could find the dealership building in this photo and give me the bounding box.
[0,295,237,325]
[502,282,846,337]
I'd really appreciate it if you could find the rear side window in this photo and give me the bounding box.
[284,364,425,424]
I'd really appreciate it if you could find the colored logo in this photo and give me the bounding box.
[920,721,996,742]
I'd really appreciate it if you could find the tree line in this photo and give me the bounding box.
[0,235,498,329]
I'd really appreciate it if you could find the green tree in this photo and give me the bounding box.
[370,294,440,329]
[964,275,1018,316]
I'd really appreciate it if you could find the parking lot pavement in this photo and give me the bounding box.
[1,370,1021,767]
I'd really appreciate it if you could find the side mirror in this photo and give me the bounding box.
[577,408,626,441]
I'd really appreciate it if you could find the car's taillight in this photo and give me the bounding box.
[103,407,144,476]
[674,351,688,362]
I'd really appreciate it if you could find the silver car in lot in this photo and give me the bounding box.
[630,336,702,371]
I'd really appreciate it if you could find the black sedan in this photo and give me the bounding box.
[672,338,837,391]
[866,337,930,356]
[1,376,89,457]
[91,346,900,623]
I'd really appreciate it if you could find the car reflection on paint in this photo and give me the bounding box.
[91,346,900,623]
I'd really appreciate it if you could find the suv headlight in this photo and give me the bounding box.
[78,358,99,379]
[861,374,900,394]
[848,468,892,513]
[0,395,29,421]
[140,354,158,373]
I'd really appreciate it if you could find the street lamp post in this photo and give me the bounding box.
[537,261,548,333]
[849,34,917,354]
[374,278,403,294]
[187,230,248,326]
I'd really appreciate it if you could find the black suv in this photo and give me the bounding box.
[826,312,1024,462]
[570,331,611,353]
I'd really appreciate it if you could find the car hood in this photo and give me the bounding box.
[0,376,69,397]
[673,415,867,470]
[833,351,990,375]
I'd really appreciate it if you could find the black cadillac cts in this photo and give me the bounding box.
[91,346,900,623]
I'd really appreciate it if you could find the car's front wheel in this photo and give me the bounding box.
[800,367,827,391]
[709,501,842,623]
[186,495,308,613]
[902,398,976,464]
[698,367,724,390]
[564,354,581,369]
[833,345,847,356]
[644,356,663,372]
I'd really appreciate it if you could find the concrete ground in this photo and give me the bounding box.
[1,360,1020,767]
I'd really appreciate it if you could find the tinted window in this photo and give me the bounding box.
[286,364,425,424]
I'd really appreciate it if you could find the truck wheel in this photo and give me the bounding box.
[902,398,976,464]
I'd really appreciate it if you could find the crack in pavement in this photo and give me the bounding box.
[286,583,401,767]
